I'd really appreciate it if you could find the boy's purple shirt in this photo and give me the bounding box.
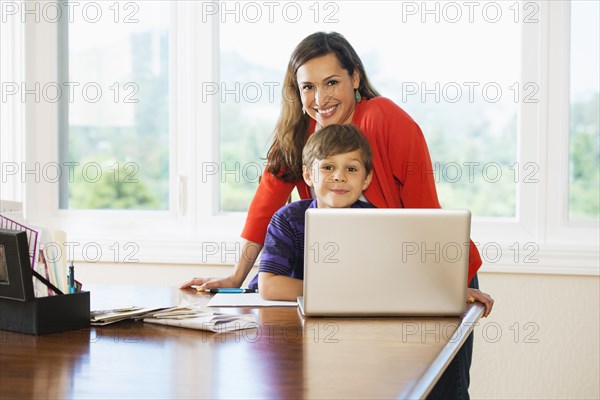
[248,198,375,289]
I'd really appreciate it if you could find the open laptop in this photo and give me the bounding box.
[297,208,471,317]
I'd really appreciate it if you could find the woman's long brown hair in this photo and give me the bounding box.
[266,32,380,182]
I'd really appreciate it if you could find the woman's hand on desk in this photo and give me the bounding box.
[179,275,240,290]
[466,288,494,318]
[180,241,263,290]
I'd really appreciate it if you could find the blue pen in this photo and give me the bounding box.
[204,288,257,294]
[68,261,75,294]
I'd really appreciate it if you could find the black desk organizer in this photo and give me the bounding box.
[0,291,90,335]
[0,229,90,334]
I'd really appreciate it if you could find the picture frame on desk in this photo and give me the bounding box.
[0,229,35,301]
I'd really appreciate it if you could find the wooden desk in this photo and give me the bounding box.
[0,285,483,399]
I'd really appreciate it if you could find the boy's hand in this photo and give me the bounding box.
[466,288,494,317]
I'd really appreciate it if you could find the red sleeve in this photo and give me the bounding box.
[241,169,296,245]
[360,98,482,282]
[467,241,482,284]
[366,97,441,208]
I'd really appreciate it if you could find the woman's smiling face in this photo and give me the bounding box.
[296,53,360,128]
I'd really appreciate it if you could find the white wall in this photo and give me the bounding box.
[76,261,259,288]
[77,262,600,399]
[471,272,599,399]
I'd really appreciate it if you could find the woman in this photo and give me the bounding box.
[182,32,491,307]
[182,32,493,397]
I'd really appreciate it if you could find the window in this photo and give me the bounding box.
[60,1,170,210]
[569,0,599,221]
[7,1,597,269]
[219,1,524,217]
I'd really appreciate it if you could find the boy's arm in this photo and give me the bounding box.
[258,207,304,301]
[241,168,296,245]
[259,272,303,301]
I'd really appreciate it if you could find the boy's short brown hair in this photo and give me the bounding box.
[302,124,373,174]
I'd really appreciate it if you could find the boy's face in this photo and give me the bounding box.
[303,149,372,208]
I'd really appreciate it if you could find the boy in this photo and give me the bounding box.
[250,124,374,301]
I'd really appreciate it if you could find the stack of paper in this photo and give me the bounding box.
[91,306,167,326]
[91,300,260,332]
[143,301,259,332]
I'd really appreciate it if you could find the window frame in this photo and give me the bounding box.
[9,1,598,274]
[0,9,26,204]
[546,1,599,235]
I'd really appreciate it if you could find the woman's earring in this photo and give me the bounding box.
[354,88,361,103]
[302,107,306,115]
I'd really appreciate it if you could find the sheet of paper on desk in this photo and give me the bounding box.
[148,300,210,319]
[206,293,297,307]
[144,313,259,332]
